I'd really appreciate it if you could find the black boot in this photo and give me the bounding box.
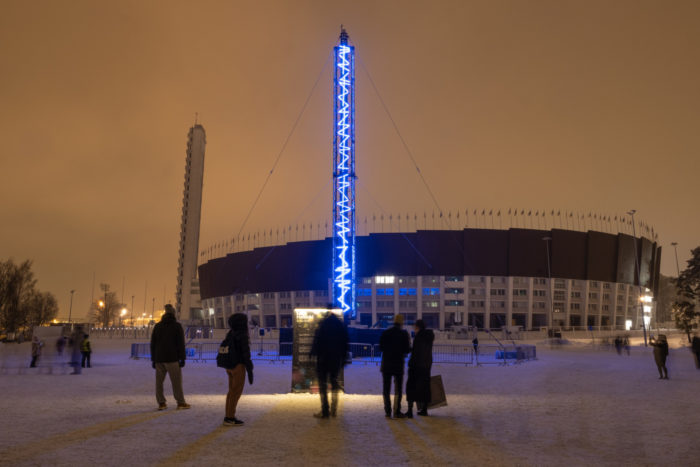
[405,401,413,418]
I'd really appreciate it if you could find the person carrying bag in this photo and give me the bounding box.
[217,313,254,426]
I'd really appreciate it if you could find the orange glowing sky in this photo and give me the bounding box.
[1,0,698,320]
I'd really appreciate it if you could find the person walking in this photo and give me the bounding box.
[379,314,410,419]
[217,313,254,426]
[150,304,190,410]
[405,319,434,418]
[649,334,669,380]
[691,333,700,369]
[310,310,349,419]
[69,326,84,375]
[80,334,92,368]
[30,336,43,368]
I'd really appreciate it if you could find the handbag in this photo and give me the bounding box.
[428,374,447,409]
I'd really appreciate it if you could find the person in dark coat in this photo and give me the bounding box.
[69,326,84,375]
[150,304,190,410]
[691,333,700,369]
[614,336,623,355]
[649,334,669,380]
[379,314,411,419]
[56,335,66,356]
[405,319,434,418]
[30,336,43,368]
[310,310,349,418]
[221,313,254,426]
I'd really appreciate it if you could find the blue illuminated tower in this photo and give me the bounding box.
[332,27,356,320]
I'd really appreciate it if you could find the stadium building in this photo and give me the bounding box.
[198,227,661,331]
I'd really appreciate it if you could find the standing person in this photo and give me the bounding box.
[69,326,84,375]
[649,334,669,380]
[150,304,190,410]
[30,336,43,368]
[614,336,623,355]
[310,310,349,419]
[56,335,66,356]
[691,333,700,369]
[217,313,254,426]
[405,319,434,418]
[472,336,479,355]
[379,314,410,419]
[80,334,92,368]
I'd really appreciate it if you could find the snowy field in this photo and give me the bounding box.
[1,336,698,467]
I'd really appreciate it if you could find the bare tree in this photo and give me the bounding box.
[26,291,58,328]
[90,285,122,327]
[0,259,37,333]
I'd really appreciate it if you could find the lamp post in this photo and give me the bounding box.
[671,242,680,277]
[543,236,555,333]
[68,290,75,326]
[628,210,647,346]
[120,308,127,327]
[130,295,135,328]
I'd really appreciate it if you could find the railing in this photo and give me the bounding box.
[90,327,153,339]
[130,341,536,365]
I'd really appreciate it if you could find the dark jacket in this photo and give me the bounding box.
[692,336,700,353]
[379,325,410,374]
[150,312,186,363]
[406,328,435,404]
[225,313,254,374]
[650,339,669,364]
[408,329,435,371]
[310,312,349,372]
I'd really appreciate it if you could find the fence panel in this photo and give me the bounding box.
[432,344,474,365]
[348,342,375,364]
[128,341,534,365]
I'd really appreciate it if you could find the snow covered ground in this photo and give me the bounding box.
[1,336,698,466]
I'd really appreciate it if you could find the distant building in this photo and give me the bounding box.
[198,228,661,331]
[176,124,206,321]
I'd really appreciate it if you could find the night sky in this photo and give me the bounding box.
[1,1,698,321]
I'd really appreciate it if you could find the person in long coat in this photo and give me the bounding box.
[69,326,84,375]
[649,334,669,379]
[691,333,700,369]
[310,311,349,418]
[405,319,434,417]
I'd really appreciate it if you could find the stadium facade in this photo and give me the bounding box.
[197,227,661,331]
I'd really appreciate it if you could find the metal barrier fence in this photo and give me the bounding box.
[130,342,536,365]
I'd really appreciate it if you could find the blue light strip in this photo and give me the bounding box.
[332,29,356,320]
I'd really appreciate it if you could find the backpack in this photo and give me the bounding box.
[216,333,237,369]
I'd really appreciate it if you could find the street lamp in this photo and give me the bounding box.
[671,242,680,277]
[68,290,75,325]
[627,210,647,346]
[542,236,555,333]
[130,295,135,328]
[120,308,127,327]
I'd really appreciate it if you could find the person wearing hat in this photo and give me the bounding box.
[379,314,411,419]
[150,304,190,410]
